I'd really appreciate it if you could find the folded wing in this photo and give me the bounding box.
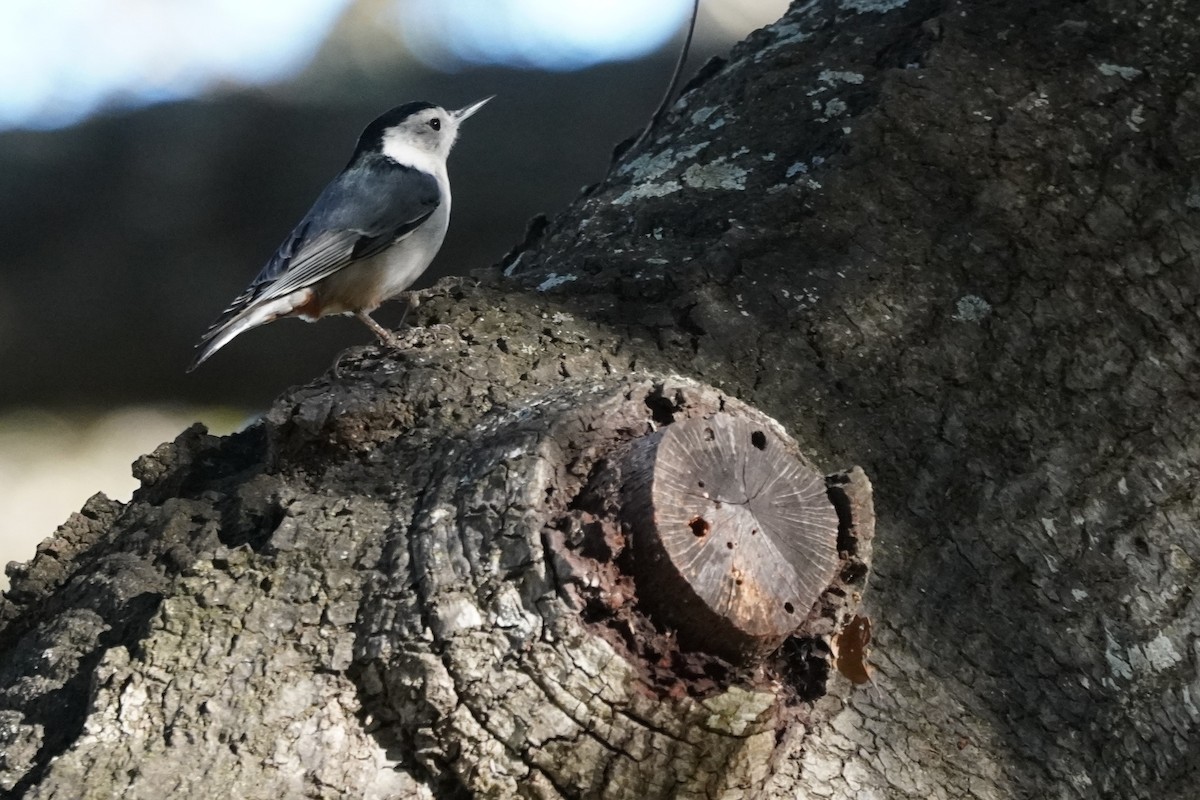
[189,157,440,369]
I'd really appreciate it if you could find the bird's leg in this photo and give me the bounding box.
[332,310,400,377]
[396,294,420,329]
[355,310,401,349]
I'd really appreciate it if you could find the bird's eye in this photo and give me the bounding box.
[429,118,441,131]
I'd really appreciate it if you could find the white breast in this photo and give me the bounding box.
[377,192,451,300]
[312,171,451,315]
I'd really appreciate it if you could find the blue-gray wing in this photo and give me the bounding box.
[249,158,440,302]
[207,158,440,329]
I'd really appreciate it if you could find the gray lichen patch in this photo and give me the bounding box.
[952,295,992,323]
[536,272,578,292]
[820,98,850,119]
[752,20,814,62]
[682,158,750,191]
[1140,632,1184,672]
[611,141,723,205]
[611,180,683,206]
[613,156,751,205]
[617,142,710,182]
[839,0,909,12]
[818,69,866,86]
[1097,63,1143,80]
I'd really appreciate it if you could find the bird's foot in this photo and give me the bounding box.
[355,310,403,350]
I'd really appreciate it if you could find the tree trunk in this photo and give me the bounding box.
[4,0,1200,797]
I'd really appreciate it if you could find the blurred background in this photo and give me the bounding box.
[0,0,789,586]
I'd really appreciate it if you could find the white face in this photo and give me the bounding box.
[378,97,491,174]
[381,107,459,174]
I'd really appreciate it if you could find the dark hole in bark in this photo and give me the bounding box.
[784,602,795,614]
[698,480,705,488]
[726,541,734,549]
[704,427,715,441]
[689,516,710,537]
[645,393,679,426]
[751,430,767,450]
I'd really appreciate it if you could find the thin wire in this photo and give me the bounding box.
[630,0,700,153]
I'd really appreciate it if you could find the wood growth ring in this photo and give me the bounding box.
[625,413,841,656]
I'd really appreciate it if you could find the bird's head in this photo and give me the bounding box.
[354,97,492,172]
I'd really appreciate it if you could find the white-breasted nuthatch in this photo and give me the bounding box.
[189,97,492,371]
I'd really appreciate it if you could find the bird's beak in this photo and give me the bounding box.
[452,96,494,123]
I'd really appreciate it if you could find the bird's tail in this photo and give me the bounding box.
[187,294,290,371]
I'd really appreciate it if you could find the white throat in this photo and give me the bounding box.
[381,131,450,178]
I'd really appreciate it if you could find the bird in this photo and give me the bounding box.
[188,97,492,371]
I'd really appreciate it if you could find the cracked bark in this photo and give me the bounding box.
[4,0,1200,797]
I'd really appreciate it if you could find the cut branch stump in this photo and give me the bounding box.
[621,414,841,662]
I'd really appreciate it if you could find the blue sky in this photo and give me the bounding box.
[0,0,696,130]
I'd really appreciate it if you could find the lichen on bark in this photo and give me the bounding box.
[6,0,1200,797]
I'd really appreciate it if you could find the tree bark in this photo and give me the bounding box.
[5,0,1200,797]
